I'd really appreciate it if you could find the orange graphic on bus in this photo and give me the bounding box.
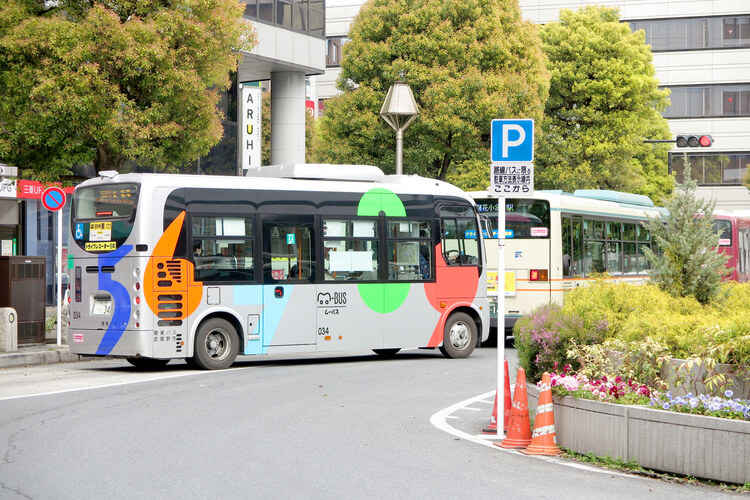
[143,211,203,319]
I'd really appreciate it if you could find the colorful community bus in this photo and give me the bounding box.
[713,213,750,283]
[469,190,665,342]
[67,165,489,369]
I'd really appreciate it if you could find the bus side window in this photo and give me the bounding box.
[191,215,255,282]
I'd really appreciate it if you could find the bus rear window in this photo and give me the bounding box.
[74,184,139,219]
[713,219,732,246]
[475,198,550,239]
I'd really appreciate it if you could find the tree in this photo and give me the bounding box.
[0,0,255,181]
[536,6,672,200]
[316,0,549,190]
[642,163,730,305]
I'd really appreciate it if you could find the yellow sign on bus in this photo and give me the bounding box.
[85,241,116,252]
[487,271,516,297]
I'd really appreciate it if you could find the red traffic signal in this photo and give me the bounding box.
[675,134,713,147]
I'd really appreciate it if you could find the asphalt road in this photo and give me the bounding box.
[0,346,743,499]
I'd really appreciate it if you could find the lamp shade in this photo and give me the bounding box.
[380,81,419,131]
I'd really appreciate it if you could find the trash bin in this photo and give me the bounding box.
[0,256,46,344]
[0,307,18,352]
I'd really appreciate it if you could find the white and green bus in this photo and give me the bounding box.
[470,190,665,344]
[67,165,489,369]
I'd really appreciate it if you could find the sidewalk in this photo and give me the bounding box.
[0,306,81,370]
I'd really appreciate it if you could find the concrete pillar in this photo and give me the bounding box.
[270,71,306,165]
[0,307,18,352]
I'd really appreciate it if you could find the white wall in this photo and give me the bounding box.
[518,0,750,23]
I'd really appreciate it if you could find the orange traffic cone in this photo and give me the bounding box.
[522,371,562,456]
[495,367,532,449]
[482,359,512,434]
[481,392,499,434]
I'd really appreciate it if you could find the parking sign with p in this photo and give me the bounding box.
[491,119,534,162]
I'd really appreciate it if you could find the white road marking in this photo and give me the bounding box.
[430,391,639,479]
[0,365,249,401]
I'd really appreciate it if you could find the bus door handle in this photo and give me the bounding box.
[274,286,284,298]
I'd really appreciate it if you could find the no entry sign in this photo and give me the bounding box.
[42,186,66,211]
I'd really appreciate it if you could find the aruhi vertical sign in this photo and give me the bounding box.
[240,83,262,172]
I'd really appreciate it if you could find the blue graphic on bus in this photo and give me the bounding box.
[480,229,513,239]
[95,245,133,355]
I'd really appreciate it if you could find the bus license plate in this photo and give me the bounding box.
[92,299,112,316]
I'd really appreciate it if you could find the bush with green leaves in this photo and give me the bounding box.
[514,281,750,388]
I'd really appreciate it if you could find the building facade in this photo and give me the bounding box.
[519,0,750,210]
[314,0,750,211]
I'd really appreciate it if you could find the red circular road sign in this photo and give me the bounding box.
[41,186,67,212]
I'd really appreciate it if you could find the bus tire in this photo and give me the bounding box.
[373,348,400,357]
[439,312,477,359]
[193,318,238,370]
[126,357,170,370]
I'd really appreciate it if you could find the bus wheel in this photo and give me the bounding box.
[439,312,477,359]
[193,318,238,370]
[126,357,170,369]
[373,348,400,357]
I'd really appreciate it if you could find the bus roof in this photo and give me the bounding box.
[468,189,666,219]
[79,165,472,202]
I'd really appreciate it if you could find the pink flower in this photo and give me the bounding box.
[563,376,579,392]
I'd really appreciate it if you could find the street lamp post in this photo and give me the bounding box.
[380,81,419,175]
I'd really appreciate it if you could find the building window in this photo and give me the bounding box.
[670,153,750,186]
[243,0,325,39]
[326,36,350,67]
[663,84,750,118]
[629,15,750,51]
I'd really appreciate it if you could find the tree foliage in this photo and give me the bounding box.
[0,0,255,181]
[642,163,731,305]
[536,6,672,200]
[316,0,549,190]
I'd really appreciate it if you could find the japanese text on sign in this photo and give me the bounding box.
[490,163,534,196]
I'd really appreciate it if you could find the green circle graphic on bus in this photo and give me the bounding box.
[357,188,410,313]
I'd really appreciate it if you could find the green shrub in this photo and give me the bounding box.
[516,281,750,385]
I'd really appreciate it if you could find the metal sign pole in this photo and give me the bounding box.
[489,118,534,441]
[56,208,62,346]
[496,195,506,439]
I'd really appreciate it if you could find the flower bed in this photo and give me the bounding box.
[527,384,750,485]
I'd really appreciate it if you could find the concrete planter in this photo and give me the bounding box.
[661,358,750,400]
[528,384,750,485]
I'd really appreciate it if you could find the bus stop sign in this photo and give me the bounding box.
[42,186,66,212]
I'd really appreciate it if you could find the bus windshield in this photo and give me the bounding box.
[475,198,550,238]
[74,184,139,219]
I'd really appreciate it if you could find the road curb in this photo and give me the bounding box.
[0,347,81,370]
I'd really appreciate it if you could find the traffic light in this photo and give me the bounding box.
[675,134,713,147]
